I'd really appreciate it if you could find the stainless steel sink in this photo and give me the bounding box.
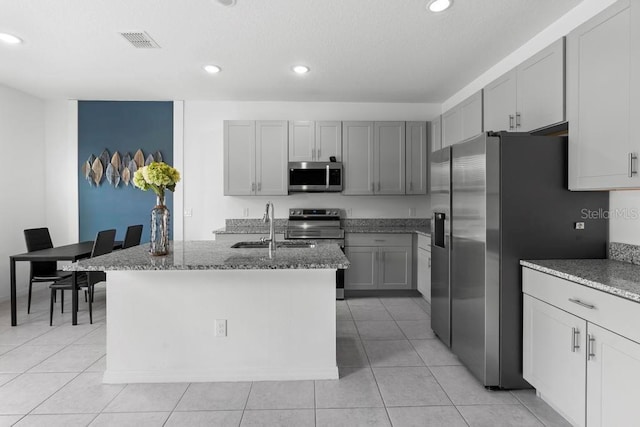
[231,241,316,249]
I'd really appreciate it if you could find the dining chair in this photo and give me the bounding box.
[49,229,116,325]
[122,224,143,249]
[23,227,72,314]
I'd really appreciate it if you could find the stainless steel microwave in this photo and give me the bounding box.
[288,162,343,192]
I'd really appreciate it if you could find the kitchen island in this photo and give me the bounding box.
[67,240,349,384]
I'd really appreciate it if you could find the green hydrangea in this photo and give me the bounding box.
[133,162,181,199]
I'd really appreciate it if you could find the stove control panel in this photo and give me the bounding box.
[289,208,342,218]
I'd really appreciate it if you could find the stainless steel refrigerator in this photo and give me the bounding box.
[430,132,608,389]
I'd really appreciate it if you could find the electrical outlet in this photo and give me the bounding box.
[347,208,353,217]
[215,319,227,337]
[243,208,249,217]
[184,208,193,217]
[409,207,416,217]
[575,222,585,230]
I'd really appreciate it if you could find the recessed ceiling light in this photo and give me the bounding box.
[0,33,22,45]
[215,0,237,6]
[204,65,221,74]
[427,0,452,13]
[292,65,310,74]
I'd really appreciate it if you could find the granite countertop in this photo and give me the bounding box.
[214,226,287,235]
[521,259,640,303]
[344,226,430,235]
[64,240,350,271]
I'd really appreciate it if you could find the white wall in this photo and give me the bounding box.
[610,192,640,245]
[182,101,439,240]
[0,84,46,301]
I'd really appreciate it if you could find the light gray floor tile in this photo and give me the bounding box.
[430,366,518,405]
[29,344,105,373]
[385,305,430,321]
[336,338,369,367]
[511,389,572,427]
[0,415,23,427]
[411,339,461,366]
[349,305,393,321]
[316,408,391,427]
[27,324,101,346]
[84,356,106,373]
[315,367,383,408]
[387,406,468,427]
[379,297,419,307]
[355,321,405,340]
[373,367,451,407]
[346,297,384,308]
[0,374,17,388]
[458,404,544,427]
[240,409,314,427]
[336,304,352,321]
[72,327,106,345]
[412,297,431,315]
[0,346,17,357]
[0,321,51,346]
[14,413,96,427]
[336,320,358,338]
[165,410,242,427]
[0,372,76,415]
[245,380,314,409]
[0,345,64,373]
[104,382,189,412]
[396,320,435,339]
[89,412,169,427]
[362,340,424,367]
[33,372,125,414]
[175,382,251,411]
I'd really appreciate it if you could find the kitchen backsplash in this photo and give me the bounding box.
[609,242,640,266]
[224,218,430,230]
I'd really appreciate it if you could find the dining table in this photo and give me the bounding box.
[9,240,121,326]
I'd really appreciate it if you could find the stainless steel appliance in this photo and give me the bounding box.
[286,208,346,299]
[430,132,609,388]
[288,162,343,193]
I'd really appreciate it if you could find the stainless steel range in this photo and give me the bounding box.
[286,208,345,299]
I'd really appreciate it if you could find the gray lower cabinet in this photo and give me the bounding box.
[416,235,431,302]
[224,120,288,196]
[568,0,640,190]
[484,38,565,133]
[345,233,412,290]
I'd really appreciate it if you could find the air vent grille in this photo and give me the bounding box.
[120,31,160,49]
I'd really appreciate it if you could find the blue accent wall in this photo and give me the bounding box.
[78,101,174,243]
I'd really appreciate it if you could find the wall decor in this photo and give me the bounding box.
[80,148,163,188]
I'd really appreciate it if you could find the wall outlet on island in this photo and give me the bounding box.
[184,208,193,217]
[409,207,416,217]
[243,208,249,217]
[215,319,227,337]
[346,208,352,217]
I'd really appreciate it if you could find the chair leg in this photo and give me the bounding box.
[60,290,64,314]
[88,286,93,324]
[49,289,54,326]
[28,280,33,314]
[84,290,87,303]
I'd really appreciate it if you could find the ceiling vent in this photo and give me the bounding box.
[120,31,160,49]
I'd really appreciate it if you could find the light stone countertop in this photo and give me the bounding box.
[521,259,640,304]
[64,240,350,271]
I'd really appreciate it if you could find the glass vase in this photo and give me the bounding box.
[150,194,170,256]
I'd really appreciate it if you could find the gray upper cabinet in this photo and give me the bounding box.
[343,121,375,195]
[442,90,483,147]
[406,122,428,195]
[375,122,406,195]
[289,121,342,162]
[224,120,288,196]
[224,121,255,196]
[484,38,565,133]
[484,69,518,132]
[431,115,442,152]
[568,0,639,190]
[315,121,342,161]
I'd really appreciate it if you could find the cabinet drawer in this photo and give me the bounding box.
[346,233,412,247]
[523,268,640,344]
[417,234,431,250]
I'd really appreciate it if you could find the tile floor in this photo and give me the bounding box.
[0,286,571,426]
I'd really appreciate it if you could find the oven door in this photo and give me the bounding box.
[288,162,342,192]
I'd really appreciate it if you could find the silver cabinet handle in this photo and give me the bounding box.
[257,182,261,192]
[428,257,431,268]
[317,148,321,159]
[251,182,256,192]
[409,182,413,192]
[326,165,330,189]
[374,239,386,243]
[568,298,595,310]
[629,152,638,177]
[515,112,521,128]
[377,182,381,192]
[509,115,514,130]
[587,334,596,360]
[571,327,580,352]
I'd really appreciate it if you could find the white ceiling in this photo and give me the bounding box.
[0,0,581,103]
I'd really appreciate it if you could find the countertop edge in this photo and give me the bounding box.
[520,260,640,304]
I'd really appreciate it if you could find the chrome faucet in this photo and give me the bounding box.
[261,201,276,255]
